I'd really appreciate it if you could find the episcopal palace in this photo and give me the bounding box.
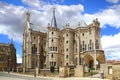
[22,9,105,72]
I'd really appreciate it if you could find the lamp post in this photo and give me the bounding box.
[44,63,46,76]
[23,50,26,73]
[32,44,37,77]
[7,47,11,73]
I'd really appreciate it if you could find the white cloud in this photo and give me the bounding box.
[101,33,120,60]
[22,0,41,9]
[0,1,120,61]
[106,0,120,3]
[105,49,120,60]
[83,5,120,28]
[0,3,84,42]
[101,33,120,49]
[0,3,26,42]
[17,54,22,63]
[25,4,84,31]
[1,1,120,43]
[22,0,65,9]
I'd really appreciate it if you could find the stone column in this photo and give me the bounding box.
[17,67,18,73]
[36,55,40,74]
[23,67,26,73]
[12,68,14,72]
[94,50,97,70]
[36,67,39,76]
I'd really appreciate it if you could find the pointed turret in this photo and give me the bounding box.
[26,12,30,22]
[26,12,31,29]
[51,8,57,27]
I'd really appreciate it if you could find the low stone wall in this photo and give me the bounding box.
[74,65,84,77]
[112,65,120,80]
[100,63,120,80]
[59,67,69,77]
[22,68,59,76]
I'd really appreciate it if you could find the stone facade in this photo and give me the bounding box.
[59,67,69,77]
[101,63,120,80]
[74,65,84,77]
[22,10,105,72]
[0,43,16,71]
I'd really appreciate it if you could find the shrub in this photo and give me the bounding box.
[50,66,55,73]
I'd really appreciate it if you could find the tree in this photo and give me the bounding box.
[90,67,95,77]
[50,66,55,73]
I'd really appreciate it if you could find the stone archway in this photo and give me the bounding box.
[88,60,94,68]
[97,54,105,69]
[84,54,94,72]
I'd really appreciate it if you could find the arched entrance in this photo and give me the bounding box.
[88,60,94,68]
[97,54,105,69]
[84,54,94,72]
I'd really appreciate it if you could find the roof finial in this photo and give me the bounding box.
[51,7,57,27]
[10,37,13,44]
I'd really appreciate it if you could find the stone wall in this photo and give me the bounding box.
[74,65,84,77]
[112,64,120,80]
[59,67,69,77]
[100,63,120,80]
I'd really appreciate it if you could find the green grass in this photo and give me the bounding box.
[39,71,59,77]
[84,71,98,77]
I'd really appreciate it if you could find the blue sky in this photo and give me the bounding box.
[0,0,120,63]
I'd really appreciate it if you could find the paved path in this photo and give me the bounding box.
[0,72,108,80]
[88,73,101,78]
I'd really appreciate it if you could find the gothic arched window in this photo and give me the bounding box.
[51,54,53,58]
[51,39,53,42]
[66,34,68,37]
[52,32,54,35]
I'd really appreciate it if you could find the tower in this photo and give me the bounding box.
[62,23,74,66]
[22,12,32,70]
[78,18,105,71]
[47,8,60,68]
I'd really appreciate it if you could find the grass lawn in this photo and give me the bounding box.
[84,71,98,77]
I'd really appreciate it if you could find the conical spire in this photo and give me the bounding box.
[51,8,57,27]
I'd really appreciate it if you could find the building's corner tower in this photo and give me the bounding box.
[63,23,74,66]
[22,12,32,71]
[92,18,102,50]
[79,18,105,71]
[92,18,105,69]
[47,8,60,68]
[9,41,17,71]
[74,22,81,66]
